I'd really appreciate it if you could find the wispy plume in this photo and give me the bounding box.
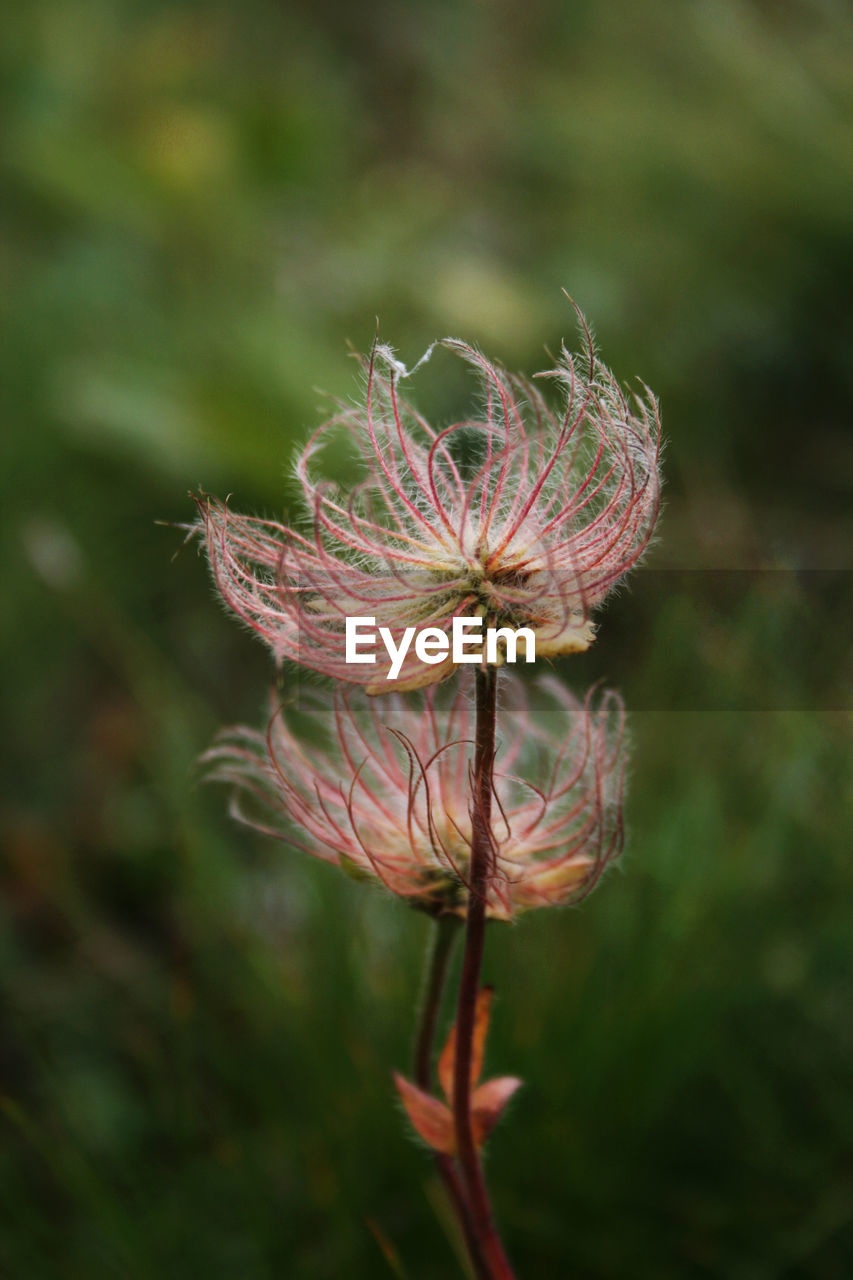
[195,314,660,691]
[202,672,626,920]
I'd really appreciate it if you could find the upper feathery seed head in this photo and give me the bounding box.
[195,317,661,690]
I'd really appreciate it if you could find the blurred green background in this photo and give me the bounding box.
[2,0,852,1276]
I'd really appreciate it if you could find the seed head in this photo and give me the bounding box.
[195,315,660,691]
[201,673,627,921]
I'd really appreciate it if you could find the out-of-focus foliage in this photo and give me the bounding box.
[1,0,851,1276]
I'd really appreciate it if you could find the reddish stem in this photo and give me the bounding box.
[413,918,490,1279]
[452,666,516,1280]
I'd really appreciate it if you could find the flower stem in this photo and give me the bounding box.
[413,916,490,1280]
[452,666,515,1280]
[414,915,459,1092]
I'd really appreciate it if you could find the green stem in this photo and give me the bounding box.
[414,916,459,1092]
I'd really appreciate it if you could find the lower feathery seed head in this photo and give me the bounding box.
[201,672,627,920]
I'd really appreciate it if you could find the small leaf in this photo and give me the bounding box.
[393,1073,455,1155]
[472,1076,523,1148]
[438,986,494,1105]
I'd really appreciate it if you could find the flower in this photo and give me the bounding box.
[194,316,660,692]
[201,672,627,921]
